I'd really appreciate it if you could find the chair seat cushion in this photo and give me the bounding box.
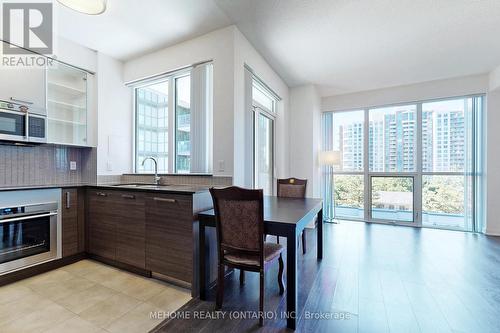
[224,242,284,267]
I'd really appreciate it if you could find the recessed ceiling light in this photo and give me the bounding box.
[57,0,107,15]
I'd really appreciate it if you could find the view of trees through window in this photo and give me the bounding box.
[325,96,480,230]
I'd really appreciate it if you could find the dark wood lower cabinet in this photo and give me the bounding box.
[115,192,146,269]
[61,188,85,257]
[87,189,146,268]
[146,194,193,283]
[86,187,212,289]
[87,190,117,260]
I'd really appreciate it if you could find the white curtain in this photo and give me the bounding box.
[190,63,213,173]
[321,113,334,220]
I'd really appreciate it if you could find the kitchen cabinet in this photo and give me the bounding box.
[86,187,212,288]
[114,192,146,269]
[145,193,193,283]
[87,189,116,260]
[61,188,85,257]
[0,41,96,147]
[87,189,145,268]
[0,42,46,111]
[47,61,89,146]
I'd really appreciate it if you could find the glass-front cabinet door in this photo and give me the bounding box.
[47,61,88,145]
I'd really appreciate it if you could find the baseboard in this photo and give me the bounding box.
[485,230,500,237]
[0,252,86,287]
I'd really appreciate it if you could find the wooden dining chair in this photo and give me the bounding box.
[277,178,308,254]
[209,186,285,327]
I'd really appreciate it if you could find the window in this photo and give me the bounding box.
[421,98,473,229]
[135,80,169,173]
[333,174,364,219]
[252,79,278,195]
[133,63,213,174]
[369,104,417,172]
[332,111,364,172]
[322,95,484,232]
[371,176,414,222]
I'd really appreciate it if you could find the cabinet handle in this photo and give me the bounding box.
[121,194,135,199]
[10,97,33,105]
[96,192,107,197]
[66,191,70,209]
[153,197,176,203]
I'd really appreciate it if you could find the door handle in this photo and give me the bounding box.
[65,191,70,209]
[96,192,107,197]
[121,194,135,199]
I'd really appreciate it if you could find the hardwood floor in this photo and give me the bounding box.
[152,222,500,333]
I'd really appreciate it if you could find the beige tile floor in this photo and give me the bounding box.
[0,260,192,333]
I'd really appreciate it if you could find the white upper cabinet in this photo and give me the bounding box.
[0,42,46,112]
[47,61,89,146]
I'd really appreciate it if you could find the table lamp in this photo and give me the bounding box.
[319,150,340,223]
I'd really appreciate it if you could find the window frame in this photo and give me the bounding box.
[251,77,279,195]
[323,94,484,231]
[132,68,192,174]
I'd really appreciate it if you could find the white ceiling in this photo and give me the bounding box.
[214,0,500,95]
[57,0,500,96]
[56,0,232,60]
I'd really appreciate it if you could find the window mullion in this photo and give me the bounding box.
[168,77,175,173]
[415,103,423,226]
[364,108,370,221]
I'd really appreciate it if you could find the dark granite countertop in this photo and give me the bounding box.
[0,183,210,195]
[87,184,210,195]
[0,184,90,191]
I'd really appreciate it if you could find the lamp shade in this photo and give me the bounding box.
[57,0,107,15]
[318,150,340,166]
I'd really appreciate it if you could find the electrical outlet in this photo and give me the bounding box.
[70,161,77,171]
[218,160,225,172]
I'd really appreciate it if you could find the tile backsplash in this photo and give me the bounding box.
[0,144,97,188]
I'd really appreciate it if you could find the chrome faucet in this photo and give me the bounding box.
[142,157,161,185]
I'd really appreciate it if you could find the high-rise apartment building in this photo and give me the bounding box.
[337,109,464,172]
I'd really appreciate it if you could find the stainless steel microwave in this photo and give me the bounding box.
[0,100,46,143]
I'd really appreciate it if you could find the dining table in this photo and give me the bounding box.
[197,195,323,330]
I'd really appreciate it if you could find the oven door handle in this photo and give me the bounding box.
[0,212,57,224]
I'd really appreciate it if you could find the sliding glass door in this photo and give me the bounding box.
[322,95,484,231]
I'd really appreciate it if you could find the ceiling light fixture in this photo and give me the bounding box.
[57,0,107,15]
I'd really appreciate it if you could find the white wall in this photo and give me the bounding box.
[322,74,489,111]
[486,86,500,235]
[289,85,322,198]
[232,27,290,187]
[96,53,133,175]
[123,26,235,177]
[490,66,500,91]
[56,37,97,73]
[122,25,290,182]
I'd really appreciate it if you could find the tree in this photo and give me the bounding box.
[334,176,363,208]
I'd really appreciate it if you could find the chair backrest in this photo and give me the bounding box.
[209,187,264,260]
[277,178,307,198]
